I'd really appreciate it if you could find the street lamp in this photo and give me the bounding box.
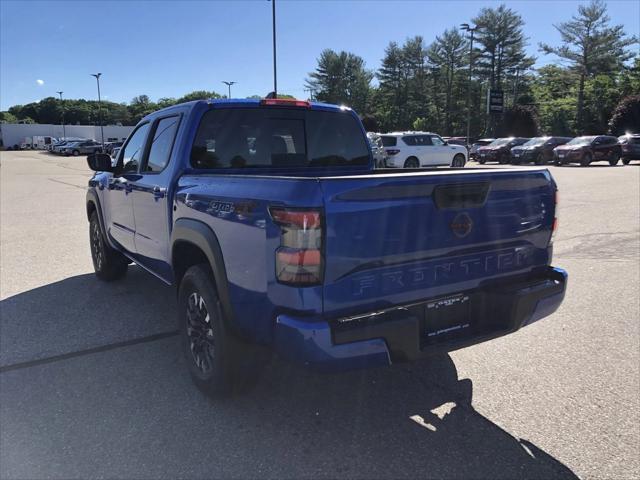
[56,91,66,140]
[91,73,105,151]
[460,23,478,147]
[222,81,236,99]
[269,0,277,97]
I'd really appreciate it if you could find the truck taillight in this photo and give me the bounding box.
[270,207,323,285]
[551,190,559,244]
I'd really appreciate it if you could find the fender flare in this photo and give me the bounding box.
[86,188,107,239]
[171,218,234,326]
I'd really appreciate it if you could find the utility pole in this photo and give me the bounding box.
[91,73,105,151]
[460,23,477,147]
[271,0,277,97]
[222,81,236,99]
[56,91,66,139]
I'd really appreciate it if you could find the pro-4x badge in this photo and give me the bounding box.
[450,212,473,238]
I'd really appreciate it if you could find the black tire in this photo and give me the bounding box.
[608,151,620,166]
[498,153,509,164]
[535,153,546,165]
[404,157,420,168]
[72,150,80,157]
[452,153,466,167]
[178,264,268,397]
[622,157,631,165]
[580,153,592,167]
[478,158,486,165]
[89,212,128,281]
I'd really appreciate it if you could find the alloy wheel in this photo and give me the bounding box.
[186,291,215,374]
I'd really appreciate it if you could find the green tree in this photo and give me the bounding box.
[376,41,406,130]
[427,28,468,134]
[608,95,640,135]
[0,111,18,123]
[306,49,373,114]
[496,105,539,137]
[473,4,534,90]
[539,0,637,133]
[175,90,222,103]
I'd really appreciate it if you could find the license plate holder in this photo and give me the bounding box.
[423,294,472,343]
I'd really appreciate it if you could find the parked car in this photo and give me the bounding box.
[380,131,467,168]
[469,138,494,161]
[442,136,467,147]
[553,135,622,166]
[61,140,102,156]
[510,136,572,165]
[105,141,124,154]
[476,137,530,164]
[367,132,387,168]
[618,134,640,165]
[52,138,87,153]
[85,97,566,397]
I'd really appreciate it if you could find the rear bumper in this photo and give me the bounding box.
[274,266,567,372]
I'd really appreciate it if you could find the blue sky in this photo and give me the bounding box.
[1,0,638,110]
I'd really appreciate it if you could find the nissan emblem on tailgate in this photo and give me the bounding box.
[450,212,473,238]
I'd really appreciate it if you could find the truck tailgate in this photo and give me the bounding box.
[319,168,556,317]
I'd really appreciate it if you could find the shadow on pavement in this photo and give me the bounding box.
[0,270,578,479]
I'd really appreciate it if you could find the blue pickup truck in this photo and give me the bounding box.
[86,98,567,396]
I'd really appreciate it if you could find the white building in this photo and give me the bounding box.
[0,123,134,148]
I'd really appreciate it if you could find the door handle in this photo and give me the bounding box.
[152,185,167,199]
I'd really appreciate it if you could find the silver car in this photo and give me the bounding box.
[61,140,102,156]
[367,132,388,168]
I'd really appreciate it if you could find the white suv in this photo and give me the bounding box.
[380,132,467,168]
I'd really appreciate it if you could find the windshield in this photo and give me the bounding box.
[489,138,512,146]
[191,108,370,169]
[567,136,595,146]
[522,137,549,147]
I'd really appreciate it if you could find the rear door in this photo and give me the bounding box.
[104,122,150,253]
[130,114,181,278]
[320,170,555,317]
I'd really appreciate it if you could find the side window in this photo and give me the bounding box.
[403,136,417,146]
[144,116,180,173]
[430,135,444,146]
[120,123,150,174]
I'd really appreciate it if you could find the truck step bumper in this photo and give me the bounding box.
[274,267,567,372]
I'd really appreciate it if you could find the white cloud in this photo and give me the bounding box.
[36,79,44,86]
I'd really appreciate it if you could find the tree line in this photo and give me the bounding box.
[1,1,638,137]
[305,0,639,137]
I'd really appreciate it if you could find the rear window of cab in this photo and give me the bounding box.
[190,108,370,169]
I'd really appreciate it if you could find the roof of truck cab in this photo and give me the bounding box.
[144,98,350,121]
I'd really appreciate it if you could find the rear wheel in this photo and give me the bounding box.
[178,264,268,397]
[608,151,620,166]
[72,150,80,157]
[580,153,592,167]
[404,157,420,168]
[452,154,466,168]
[89,212,128,281]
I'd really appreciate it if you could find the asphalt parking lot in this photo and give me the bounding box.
[1,150,638,479]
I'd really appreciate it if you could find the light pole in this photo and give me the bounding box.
[460,23,478,147]
[91,73,105,151]
[56,91,66,140]
[270,0,277,97]
[222,81,236,99]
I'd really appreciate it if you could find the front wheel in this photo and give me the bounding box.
[178,264,269,397]
[72,150,80,157]
[404,157,420,168]
[478,158,486,164]
[451,154,466,168]
[535,153,546,165]
[622,156,631,165]
[89,212,128,281]
[580,153,592,167]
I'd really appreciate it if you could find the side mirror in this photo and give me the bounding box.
[87,153,114,172]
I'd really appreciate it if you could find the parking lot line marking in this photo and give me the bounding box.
[0,330,179,374]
